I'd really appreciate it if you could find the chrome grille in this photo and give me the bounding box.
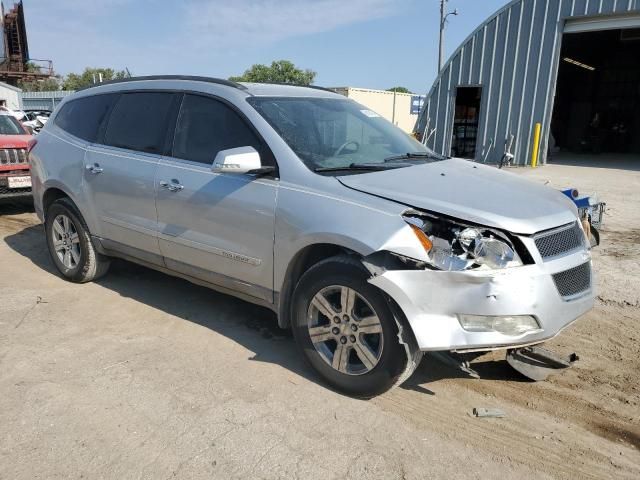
[552,262,591,299]
[0,148,28,165]
[534,222,585,260]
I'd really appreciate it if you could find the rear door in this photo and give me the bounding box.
[155,94,278,302]
[83,91,179,264]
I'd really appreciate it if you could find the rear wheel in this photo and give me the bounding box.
[45,198,110,283]
[291,255,420,397]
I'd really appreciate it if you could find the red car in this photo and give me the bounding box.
[0,112,33,198]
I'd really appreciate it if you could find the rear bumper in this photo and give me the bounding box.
[369,248,594,351]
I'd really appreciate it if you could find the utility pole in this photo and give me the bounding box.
[439,0,458,73]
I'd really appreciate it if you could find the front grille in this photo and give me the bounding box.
[0,148,28,165]
[552,262,591,298]
[534,222,585,260]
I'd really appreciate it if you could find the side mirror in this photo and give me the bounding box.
[212,146,262,174]
[25,125,34,135]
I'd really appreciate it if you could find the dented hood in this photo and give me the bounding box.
[337,158,577,234]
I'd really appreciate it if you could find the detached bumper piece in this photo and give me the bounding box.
[506,346,578,381]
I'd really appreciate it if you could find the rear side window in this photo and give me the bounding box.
[55,94,117,142]
[172,94,265,164]
[103,92,176,154]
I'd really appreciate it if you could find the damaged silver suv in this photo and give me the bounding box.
[30,76,594,397]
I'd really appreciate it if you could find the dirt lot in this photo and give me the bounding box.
[1,159,639,479]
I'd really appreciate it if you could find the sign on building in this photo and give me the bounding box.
[410,95,425,115]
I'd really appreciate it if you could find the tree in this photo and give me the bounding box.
[387,86,412,94]
[229,60,316,85]
[18,76,62,92]
[16,62,62,91]
[62,67,128,91]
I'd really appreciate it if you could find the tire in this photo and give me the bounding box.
[589,225,600,247]
[291,255,419,398]
[45,197,110,283]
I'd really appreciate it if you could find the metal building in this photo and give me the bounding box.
[20,90,73,111]
[0,80,21,110]
[331,87,424,133]
[416,0,640,165]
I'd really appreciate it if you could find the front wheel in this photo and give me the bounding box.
[291,256,420,397]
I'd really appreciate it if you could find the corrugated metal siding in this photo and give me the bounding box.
[19,90,74,111]
[0,22,5,66]
[416,0,640,165]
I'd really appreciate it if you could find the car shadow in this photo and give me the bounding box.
[0,196,35,214]
[400,354,530,395]
[4,222,528,397]
[4,224,325,381]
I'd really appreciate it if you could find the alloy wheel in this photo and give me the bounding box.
[307,285,384,375]
[51,214,81,269]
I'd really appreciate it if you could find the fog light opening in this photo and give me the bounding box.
[457,315,541,336]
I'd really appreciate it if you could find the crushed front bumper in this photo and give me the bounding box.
[369,247,594,351]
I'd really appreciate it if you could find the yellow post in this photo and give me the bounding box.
[531,122,542,168]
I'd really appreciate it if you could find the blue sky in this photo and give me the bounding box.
[22,0,508,94]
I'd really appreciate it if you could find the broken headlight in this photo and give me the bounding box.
[403,214,522,271]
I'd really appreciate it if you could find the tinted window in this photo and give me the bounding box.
[104,92,176,154]
[55,94,117,142]
[173,94,264,164]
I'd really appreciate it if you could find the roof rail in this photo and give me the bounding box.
[305,84,337,93]
[78,75,247,91]
[239,81,335,92]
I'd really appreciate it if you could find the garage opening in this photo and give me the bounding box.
[551,28,640,159]
[451,86,482,159]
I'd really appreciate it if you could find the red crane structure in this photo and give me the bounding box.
[0,1,53,85]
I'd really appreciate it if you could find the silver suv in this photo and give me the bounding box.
[30,76,594,397]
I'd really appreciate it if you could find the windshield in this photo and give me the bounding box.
[247,97,443,173]
[0,115,26,135]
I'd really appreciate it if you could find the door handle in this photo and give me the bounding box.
[86,163,103,174]
[159,180,184,192]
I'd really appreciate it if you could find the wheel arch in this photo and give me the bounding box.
[277,242,365,329]
[42,186,71,218]
[278,243,422,362]
[41,181,96,231]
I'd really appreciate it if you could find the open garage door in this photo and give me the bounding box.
[551,23,640,161]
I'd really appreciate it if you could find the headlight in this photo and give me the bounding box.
[403,214,522,271]
[456,227,516,269]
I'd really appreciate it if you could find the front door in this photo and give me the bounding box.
[155,94,278,302]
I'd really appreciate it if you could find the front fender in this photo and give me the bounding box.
[273,181,429,293]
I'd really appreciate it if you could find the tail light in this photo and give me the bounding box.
[27,138,38,161]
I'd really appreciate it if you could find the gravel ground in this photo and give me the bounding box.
[1,159,638,479]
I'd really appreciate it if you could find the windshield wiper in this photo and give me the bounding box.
[384,152,444,162]
[314,163,402,173]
